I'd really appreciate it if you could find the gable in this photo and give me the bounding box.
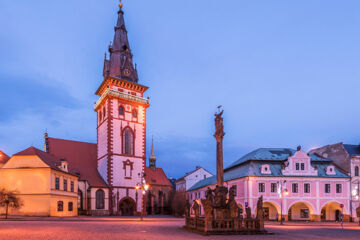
[3,155,50,169]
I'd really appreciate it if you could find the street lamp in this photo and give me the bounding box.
[277,180,288,225]
[136,173,149,221]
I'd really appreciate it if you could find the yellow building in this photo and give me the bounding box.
[0,147,78,217]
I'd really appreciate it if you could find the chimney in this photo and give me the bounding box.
[44,132,49,153]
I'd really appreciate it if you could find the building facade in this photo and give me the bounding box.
[310,143,360,221]
[95,3,149,216]
[176,166,213,192]
[0,147,78,217]
[188,148,351,222]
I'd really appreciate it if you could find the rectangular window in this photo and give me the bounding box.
[68,202,73,211]
[64,179,68,191]
[304,183,311,193]
[57,201,63,212]
[258,183,265,193]
[336,184,342,193]
[71,181,74,192]
[300,209,309,218]
[271,183,277,193]
[325,184,331,193]
[292,183,298,193]
[296,163,300,170]
[301,163,305,170]
[55,177,60,190]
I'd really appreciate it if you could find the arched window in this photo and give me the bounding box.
[123,128,134,155]
[355,166,359,176]
[119,106,125,115]
[132,109,137,118]
[96,189,105,209]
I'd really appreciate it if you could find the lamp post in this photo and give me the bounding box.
[136,173,149,221]
[277,180,288,225]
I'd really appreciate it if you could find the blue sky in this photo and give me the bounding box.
[1,0,360,178]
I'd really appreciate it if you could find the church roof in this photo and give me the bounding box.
[13,146,77,176]
[47,137,108,188]
[145,167,172,187]
[0,150,10,164]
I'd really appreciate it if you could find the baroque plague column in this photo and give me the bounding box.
[95,2,149,216]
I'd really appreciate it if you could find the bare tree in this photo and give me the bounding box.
[0,188,22,219]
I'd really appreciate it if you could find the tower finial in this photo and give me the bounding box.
[119,0,123,9]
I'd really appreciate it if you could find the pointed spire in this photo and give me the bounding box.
[149,137,156,170]
[104,0,139,82]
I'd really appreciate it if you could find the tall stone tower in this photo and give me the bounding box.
[95,2,149,216]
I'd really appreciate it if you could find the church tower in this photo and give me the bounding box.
[95,2,149,215]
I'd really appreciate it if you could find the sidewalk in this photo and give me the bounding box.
[0,215,184,222]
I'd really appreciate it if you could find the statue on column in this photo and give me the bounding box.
[214,107,225,187]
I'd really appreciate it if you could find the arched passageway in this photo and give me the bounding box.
[263,202,279,221]
[288,202,314,221]
[119,198,136,216]
[321,202,343,221]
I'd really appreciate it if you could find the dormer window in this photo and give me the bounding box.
[301,163,305,170]
[261,164,271,174]
[326,166,336,175]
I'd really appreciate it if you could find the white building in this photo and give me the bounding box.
[176,166,213,191]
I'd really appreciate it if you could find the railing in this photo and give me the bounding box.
[94,89,149,109]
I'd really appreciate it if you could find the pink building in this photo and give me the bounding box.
[188,147,351,222]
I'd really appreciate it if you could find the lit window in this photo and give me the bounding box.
[336,184,342,193]
[258,183,265,193]
[57,201,64,212]
[123,128,134,155]
[96,189,105,209]
[55,177,60,190]
[68,202,73,211]
[132,109,137,118]
[119,106,125,115]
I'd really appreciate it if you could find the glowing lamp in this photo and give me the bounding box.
[142,190,145,195]
[144,184,149,191]
[284,190,289,196]
[135,185,140,190]
[352,189,357,196]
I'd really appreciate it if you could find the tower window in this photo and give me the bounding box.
[122,45,128,51]
[132,109,138,118]
[119,106,125,115]
[123,128,134,155]
[355,166,359,176]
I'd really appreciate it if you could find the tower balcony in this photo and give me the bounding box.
[94,88,149,110]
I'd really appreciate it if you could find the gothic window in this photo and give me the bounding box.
[57,201,63,212]
[355,166,359,176]
[123,128,134,155]
[123,160,134,178]
[119,106,125,115]
[68,202,73,211]
[96,189,105,209]
[132,109,138,118]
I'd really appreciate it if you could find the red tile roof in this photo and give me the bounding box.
[145,167,172,187]
[0,150,10,165]
[13,146,76,176]
[47,137,108,188]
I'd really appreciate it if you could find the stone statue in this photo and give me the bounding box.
[256,196,264,220]
[185,200,191,217]
[192,201,200,218]
[213,185,228,208]
[228,186,240,218]
[246,207,252,219]
[214,109,225,187]
[205,187,214,204]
